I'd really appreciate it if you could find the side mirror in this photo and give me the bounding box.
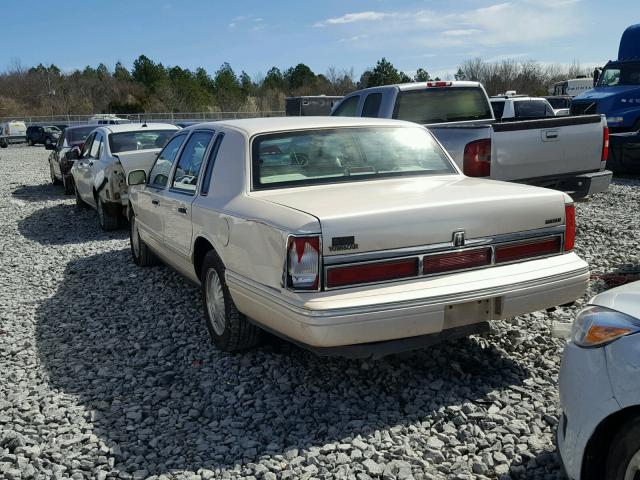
[128,169,147,186]
[65,149,80,161]
[44,142,55,150]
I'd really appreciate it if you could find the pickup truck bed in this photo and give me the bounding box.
[331,81,612,197]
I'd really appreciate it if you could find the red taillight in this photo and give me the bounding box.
[427,81,453,87]
[326,258,418,289]
[495,237,562,263]
[564,204,576,252]
[602,126,609,162]
[463,139,491,177]
[423,248,491,275]
[287,236,320,290]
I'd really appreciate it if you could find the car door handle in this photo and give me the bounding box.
[177,207,188,214]
[88,161,94,166]
[152,200,160,206]
[545,131,559,139]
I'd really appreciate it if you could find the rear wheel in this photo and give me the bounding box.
[62,175,74,195]
[97,196,120,231]
[26,138,33,146]
[201,251,261,352]
[129,212,158,266]
[605,416,640,480]
[49,162,61,185]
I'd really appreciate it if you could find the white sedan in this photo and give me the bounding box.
[70,123,179,230]
[126,117,589,356]
[558,280,640,480]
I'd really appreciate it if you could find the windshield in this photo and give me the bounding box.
[252,127,456,189]
[599,63,640,86]
[393,87,493,124]
[108,130,175,153]
[67,126,96,143]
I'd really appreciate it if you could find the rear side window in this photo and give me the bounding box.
[514,101,548,119]
[491,101,506,119]
[171,131,213,192]
[362,94,382,117]
[148,134,187,188]
[332,96,360,117]
[393,87,493,124]
[200,133,225,196]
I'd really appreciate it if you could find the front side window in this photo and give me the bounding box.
[148,134,186,188]
[80,133,96,158]
[393,87,493,124]
[253,127,456,190]
[171,131,213,192]
[90,133,103,158]
[332,96,360,117]
[108,130,175,154]
[514,100,548,119]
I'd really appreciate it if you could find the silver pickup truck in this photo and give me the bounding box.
[332,81,612,197]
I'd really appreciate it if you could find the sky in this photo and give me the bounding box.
[0,0,636,80]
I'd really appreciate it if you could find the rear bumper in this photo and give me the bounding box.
[227,252,589,352]
[524,170,612,196]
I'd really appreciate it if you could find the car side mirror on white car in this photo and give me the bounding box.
[128,169,147,186]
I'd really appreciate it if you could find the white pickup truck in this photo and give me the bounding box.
[332,81,612,197]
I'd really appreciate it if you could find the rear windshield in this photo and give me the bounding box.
[252,126,456,190]
[67,126,97,143]
[393,87,493,124]
[108,130,175,153]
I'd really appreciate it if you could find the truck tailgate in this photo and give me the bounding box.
[490,115,604,182]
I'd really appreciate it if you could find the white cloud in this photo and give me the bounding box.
[315,11,390,27]
[337,34,369,44]
[443,29,482,36]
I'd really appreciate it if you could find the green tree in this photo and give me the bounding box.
[366,58,404,87]
[214,62,243,110]
[131,55,167,90]
[284,63,316,91]
[414,68,431,82]
[454,68,466,81]
[263,67,285,91]
[114,62,131,82]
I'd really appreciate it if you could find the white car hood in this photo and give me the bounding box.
[591,281,640,320]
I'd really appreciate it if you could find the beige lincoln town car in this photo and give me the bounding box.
[126,117,589,357]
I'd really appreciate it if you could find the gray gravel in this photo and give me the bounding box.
[1,146,639,480]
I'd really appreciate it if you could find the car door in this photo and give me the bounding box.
[135,133,188,251]
[73,132,96,201]
[81,132,105,207]
[51,133,65,178]
[162,130,214,259]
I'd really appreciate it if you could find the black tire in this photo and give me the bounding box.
[49,162,62,185]
[74,184,88,210]
[97,196,120,231]
[129,212,158,267]
[605,416,640,480]
[62,175,74,195]
[201,250,261,352]
[26,138,33,146]
[0,141,7,148]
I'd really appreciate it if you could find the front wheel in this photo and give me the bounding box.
[75,184,88,210]
[201,251,261,352]
[97,196,121,231]
[62,175,74,195]
[605,416,640,480]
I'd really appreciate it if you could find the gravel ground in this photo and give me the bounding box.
[0,145,639,480]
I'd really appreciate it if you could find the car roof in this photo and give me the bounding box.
[180,116,419,136]
[99,123,180,134]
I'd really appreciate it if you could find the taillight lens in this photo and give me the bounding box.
[326,258,418,289]
[495,237,562,263]
[423,248,491,275]
[287,236,320,290]
[602,126,609,162]
[463,139,491,177]
[564,204,576,252]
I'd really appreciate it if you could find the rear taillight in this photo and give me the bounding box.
[463,139,491,177]
[423,248,491,275]
[564,204,576,252]
[495,237,562,263]
[326,258,418,289]
[287,236,320,290]
[602,126,609,162]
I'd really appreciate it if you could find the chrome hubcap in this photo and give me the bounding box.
[131,217,140,258]
[205,268,226,335]
[624,450,640,480]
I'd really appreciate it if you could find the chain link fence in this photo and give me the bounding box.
[0,111,285,126]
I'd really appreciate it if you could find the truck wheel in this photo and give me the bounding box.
[97,196,121,231]
[75,185,88,210]
[0,140,7,148]
[62,175,74,195]
[201,250,261,352]
[49,163,62,185]
[26,138,33,146]
[129,212,158,267]
[605,416,640,480]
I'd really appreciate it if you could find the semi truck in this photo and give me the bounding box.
[571,24,640,133]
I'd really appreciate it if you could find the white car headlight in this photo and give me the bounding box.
[571,305,640,348]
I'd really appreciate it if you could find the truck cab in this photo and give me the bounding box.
[571,24,640,132]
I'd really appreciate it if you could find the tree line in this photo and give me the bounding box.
[0,55,592,117]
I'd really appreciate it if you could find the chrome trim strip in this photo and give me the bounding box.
[322,225,565,265]
[226,263,589,319]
